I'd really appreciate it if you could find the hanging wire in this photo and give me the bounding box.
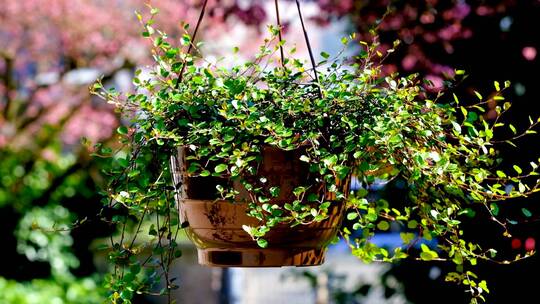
[294,0,323,98]
[175,0,209,89]
[274,0,285,67]
[176,0,322,98]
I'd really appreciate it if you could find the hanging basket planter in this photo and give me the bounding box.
[158,0,354,268]
[94,0,540,301]
[172,146,348,267]
[180,199,344,267]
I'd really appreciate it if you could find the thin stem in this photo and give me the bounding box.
[128,200,150,249]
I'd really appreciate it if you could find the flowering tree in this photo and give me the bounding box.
[215,0,537,96]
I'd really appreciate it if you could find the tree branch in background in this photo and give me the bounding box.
[1,51,15,119]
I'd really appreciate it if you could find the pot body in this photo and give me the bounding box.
[170,146,347,267]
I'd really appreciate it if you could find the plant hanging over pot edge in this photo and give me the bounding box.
[90,4,540,304]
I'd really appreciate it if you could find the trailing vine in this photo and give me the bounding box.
[91,8,540,304]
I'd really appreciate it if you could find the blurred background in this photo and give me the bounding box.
[1,0,539,303]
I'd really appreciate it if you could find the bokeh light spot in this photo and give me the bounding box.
[522,46,537,61]
[511,238,522,249]
[525,237,536,251]
[499,16,513,32]
[514,83,526,96]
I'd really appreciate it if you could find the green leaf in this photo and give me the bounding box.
[488,248,498,258]
[453,93,460,104]
[479,280,490,293]
[366,208,378,222]
[451,121,462,133]
[257,239,268,248]
[509,124,517,134]
[467,111,478,122]
[513,165,522,175]
[320,51,330,59]
[187,162,199,174]
[407,220,418,229]
[120,290,133,300]
[420,251,435,261]
[494,81,501,92]
[400,232,415,244]
[389,134,401,144]
[356,188,369,198]
[377,221,390,231]
[419,244,439,261]
[299,155,310,162]
[242,225,253,235]
[130,264,141,274]
[347,212,358,220]
[214,164,228,173]
[269,187,280,197]
[323,155,338,167]
[474,91,483,100]
[521,208,532,217]
[117,158,129,168]
[320,201,330,208]
[460,106,468,117]
[490,203,499,216]
[149,225,157,236]
[181,34,191,46]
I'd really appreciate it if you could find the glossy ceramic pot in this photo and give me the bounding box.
[170,146,348,267]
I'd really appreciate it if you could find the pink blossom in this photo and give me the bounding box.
[420,13,435,24]
[438,24,462,41]
[424,74,444,92]
[0,0,241,149]
[443,3,471,20]
[402,55,417,70]
[476,5,494,16]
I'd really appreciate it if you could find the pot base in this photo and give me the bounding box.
[197,248,326,267]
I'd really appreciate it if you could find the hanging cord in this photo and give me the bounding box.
[175,0,209,90]
[176,0,322,98]
[274,0,285,67]
[295,0,323,98]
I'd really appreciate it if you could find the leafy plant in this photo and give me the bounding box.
[92,8,540,304]
[0,276,105,304]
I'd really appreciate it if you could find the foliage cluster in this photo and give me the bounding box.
[94,9,540,304]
